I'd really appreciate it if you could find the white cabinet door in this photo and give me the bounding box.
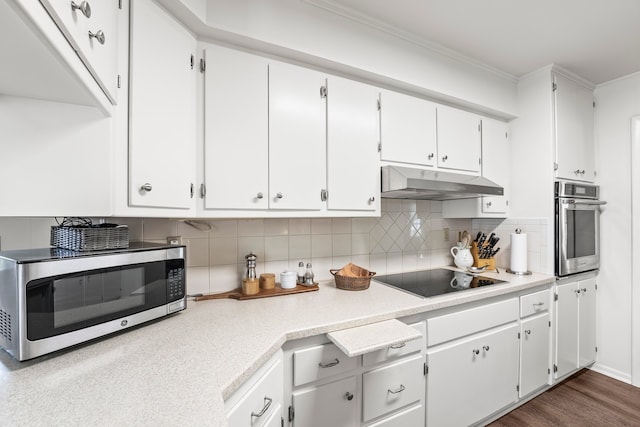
[426,324,519,427]
[326,76,379,211]
[554,74,595,182]
[362,354,424,422]
[128,0,196,210]
[41,0,119,103]
[379,90,437,166]
[481,118,509,214]
[519,312,551,397]
[203,45,268,210]
[555,281,580,378]
[436,106,481,173]
[291,376,357,427]
[579,277,597,367]
[269,61,326,210]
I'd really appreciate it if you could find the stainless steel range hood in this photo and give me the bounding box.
[381,166,504,200]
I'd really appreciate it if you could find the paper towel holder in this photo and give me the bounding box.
[507,229,532,275]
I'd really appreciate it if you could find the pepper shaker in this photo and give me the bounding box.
[304,262,315,286]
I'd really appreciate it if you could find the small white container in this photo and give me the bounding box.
[280,270,297,289]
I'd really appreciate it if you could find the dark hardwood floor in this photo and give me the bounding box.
[488,369,640,426]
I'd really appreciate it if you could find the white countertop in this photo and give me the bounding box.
[0,268,554,426]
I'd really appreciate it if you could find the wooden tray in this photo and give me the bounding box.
[194,283,319,301]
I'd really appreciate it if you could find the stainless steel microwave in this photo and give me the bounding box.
[0,242,186,361]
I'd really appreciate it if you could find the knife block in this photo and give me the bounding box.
[470,241,497,271]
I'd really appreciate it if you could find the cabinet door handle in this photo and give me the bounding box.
[256,192,264,199]
[483,345,490,352]
[88,29,106,45]
[428,153,434,160]
[368,196,375,204]
[71,1,91,18]
[250,396,272,419]
[472,349,480,355]
[442,155,448,162]
[388,385,405,394]
[525,329,531,335]
[575,289,582,295]
[582,288,588,293]
[276,192,283,199]
[345,392,354,401]
[318,358,339,368]
[389,342,406,350]
[140,183,152,192]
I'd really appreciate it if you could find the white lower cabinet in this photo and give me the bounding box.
[426,324,519,426]
[292,376,358,427]
[518,288,552,398]
[555,275,597,379]
[362,354,424,422]
[426,299,519,426]
[226,351,284,427]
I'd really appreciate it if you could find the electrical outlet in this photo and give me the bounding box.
[443,228,449,242]
[167,236,182,245]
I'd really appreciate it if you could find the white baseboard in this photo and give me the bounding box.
[591,362,633,385]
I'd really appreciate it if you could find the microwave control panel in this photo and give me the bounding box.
[167,266,185,302]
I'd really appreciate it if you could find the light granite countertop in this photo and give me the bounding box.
[0,267,554,426]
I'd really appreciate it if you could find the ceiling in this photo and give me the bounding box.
[317,0,640,85]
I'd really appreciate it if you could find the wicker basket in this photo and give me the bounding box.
[50,224,129,251]
[330,269,376,291]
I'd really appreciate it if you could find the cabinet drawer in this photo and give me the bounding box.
[520,289,551,318]
[362,322,425,367]
[226,356,283,427]
[293,343,357,387]
[427,298,518,346]
[362,354,424,422]
[365,403,424,427]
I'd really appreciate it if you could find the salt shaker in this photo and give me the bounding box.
[297,261,306,284]
[304,262,315,285]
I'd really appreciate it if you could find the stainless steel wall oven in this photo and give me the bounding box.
[555,180,606,277]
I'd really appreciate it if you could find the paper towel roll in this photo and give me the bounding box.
[510,231,528,273]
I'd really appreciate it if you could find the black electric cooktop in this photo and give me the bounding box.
[375,268,506,298]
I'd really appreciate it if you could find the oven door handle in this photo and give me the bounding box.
[563,199,607,206]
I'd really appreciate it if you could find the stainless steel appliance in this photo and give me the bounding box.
[0,242,186,361]
[381,165,504,200]
[374,268,506,298]
[555,180,606,277]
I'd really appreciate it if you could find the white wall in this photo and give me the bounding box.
[592,72,640,383]
[164,0,519,118]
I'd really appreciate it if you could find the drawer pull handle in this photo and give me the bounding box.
[472,349,480,355]
[533,302,545,309]
[251,396,272,419]
[318,358,340,368]
[483,345,490,352]
[389,342,406,350]
[525,329,532,335]
[388,385,405,394]
[345,392,354,401]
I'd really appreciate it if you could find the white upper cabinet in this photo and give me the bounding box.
[0,0,113,113]
[128,0,196,210]
[326,77,380,212]
[269,61,326,210]
[436,106,481,173]
[442,118,509,218]
[554,73,595,182]
[480,118,510,214]
[203,45,269,211]
[379,90,437,167]
[40,0,120,103]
